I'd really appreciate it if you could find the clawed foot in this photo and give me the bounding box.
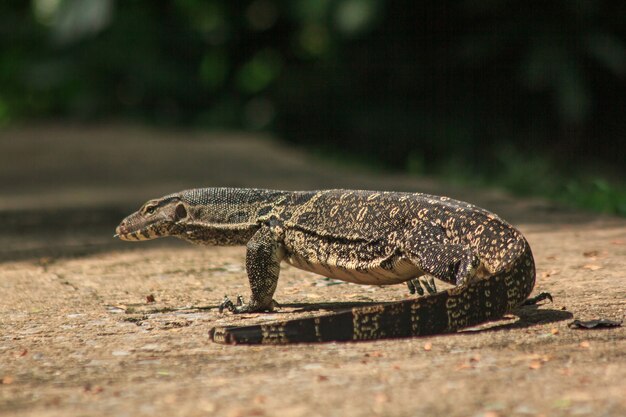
[523,292,553,306]
[218,295,279,314]
[218,295,245,313]
[407,276,437,296]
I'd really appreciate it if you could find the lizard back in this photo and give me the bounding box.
[277,190,525,285]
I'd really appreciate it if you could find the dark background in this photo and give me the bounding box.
[1,0,625,214]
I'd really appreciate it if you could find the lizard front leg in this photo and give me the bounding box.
[222,225,284,313]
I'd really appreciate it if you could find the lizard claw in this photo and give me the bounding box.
[218,295,239,313]
[420,276,437,295]
[218,296,231,313]
[523,292,553,306]
[235,295,245,307]
[407,278,422,295]
[218,295,279,314]
[407,276,437,296]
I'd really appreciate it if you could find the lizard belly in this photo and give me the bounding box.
[284,253,421,285]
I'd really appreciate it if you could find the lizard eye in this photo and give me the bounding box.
[145,205,157,215]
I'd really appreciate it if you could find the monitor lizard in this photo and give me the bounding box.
[115,188,536,344]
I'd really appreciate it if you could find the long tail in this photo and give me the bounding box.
[209,245,535,345]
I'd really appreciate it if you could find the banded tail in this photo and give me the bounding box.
[209,244,535,344]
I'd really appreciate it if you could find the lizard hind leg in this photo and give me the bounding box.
[405,243,480,287]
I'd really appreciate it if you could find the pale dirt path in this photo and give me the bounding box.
[0,125,624,417]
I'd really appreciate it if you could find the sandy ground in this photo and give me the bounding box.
[0,125,624,417]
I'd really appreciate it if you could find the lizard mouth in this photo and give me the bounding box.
[115,223,160,241]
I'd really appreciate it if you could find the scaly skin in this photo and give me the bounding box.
[116,188,536,344]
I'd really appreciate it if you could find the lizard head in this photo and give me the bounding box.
[115,188,287,245]
[115,197,189,241]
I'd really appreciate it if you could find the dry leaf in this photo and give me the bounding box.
[146,294,156,303]
[541,269,560,278]
[610,239,625,245]
[569,319,622,329]
[2,376,14,384]
[375,393,390,403]
[316,375,329,382]
[228,408,265,417]
[511,353,548,364]
[423,342,432,351]
[581,264,601,271]
[83,383,103,394]
[199,402,216,413]
[579,341,590,348]
[528,355,550,369]
[550,328,559,335]
[163,394,177,404]
[456,363,474,371]
[583,250,600,258]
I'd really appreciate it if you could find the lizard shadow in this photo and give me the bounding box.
[489,304,572,330]
[124,301,385,316]
[281,301,385,312]
[282,301,574,334]
[458,304,573,334]
[133,301,572,337]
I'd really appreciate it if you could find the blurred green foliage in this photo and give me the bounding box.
[1,0,625,214]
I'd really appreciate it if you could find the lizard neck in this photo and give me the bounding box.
[172,188,291,246]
